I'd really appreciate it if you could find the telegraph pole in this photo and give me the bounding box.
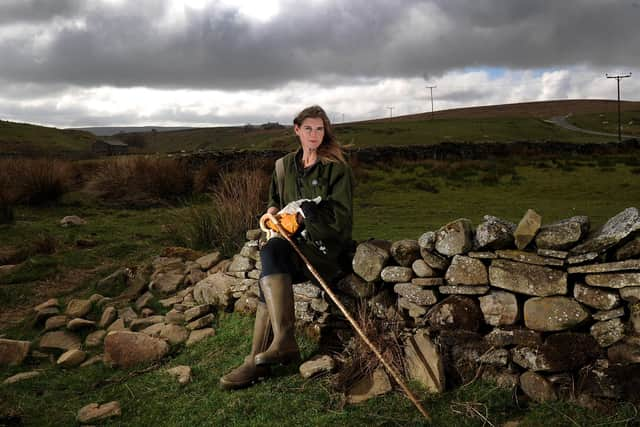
[425,85,436,120]
[606,73,632,142]
[387,107,394,119]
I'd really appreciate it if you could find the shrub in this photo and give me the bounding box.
[415,181,439,193]
[209,165,270,254]
[193,160,220,193]
[86,156,192,205]
[18,159,72,204]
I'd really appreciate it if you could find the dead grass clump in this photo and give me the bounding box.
[87,156,192,204]
[331,301,406,393]
[193,160,220,193]
[19,159,73,204]
[209,164,269,254]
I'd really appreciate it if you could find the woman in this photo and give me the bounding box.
[220,105,354,390]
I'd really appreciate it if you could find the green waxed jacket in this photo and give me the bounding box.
[267,148,354,282]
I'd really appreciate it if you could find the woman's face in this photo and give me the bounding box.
[294,117,324,152]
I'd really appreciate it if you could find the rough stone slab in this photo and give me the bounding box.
[411,277,444,287]
[418,231,436,251]
[85,330,107,347]
[44,315,69,331]
[573,283,621,310]
[135,292,154,311]
[195,251,223,270]
[0,339,31,366]
[520,371,557,403]
[404,329,445,393]
[228,255,254,272]
[585,273,640,289]
[495,250,564,267]
[158,295,182,308]
[193,272,240,308]
[117,307,138,325]
[65,299,92,318]
[571,207,640,254]
[98,306,117,329]
[104,331,170,368]
[130,316,165,332]
[346,367,392,404]
[186,313,214,330]
[435,218,474,256]
[293,282,322,299]
[57,349,86,368]
[514,209,542,250]
[420,249,450,270]
[35,307,60,324]
[299,355,335,379]
[39,330,81,351]
[426,296,482,332]
[352,240,391,282]
[149,272,185,295]
[620,287,640,302]
[567,252,600,265]
[535,215,589,250]
[614,235,640,260]
[537,249,569,259]
[335,273,377,299]
[184,304,212,322]
[489,259,567,296]
[412,259,437,278]
[240,243,260,261]
[34,298,59,312]
[479,291,518,326]
[478,348,510,366]
[246,229,262,240]
[439,285,489,295]
[569,259,640,274]
[524,297,590,332]
[590,318,625,347]
[186,328,216,346]
[630,303,640,334]
[77,401,121,424]
[394,283,437,306]
[67,318,96,331]
[512,346,553,371]
[381,266,413,283]
[398,297,427,317]
[3,370,43,385]
[390,239,420,267]
[445,255,488,286]
[167,365,192,385]
[96,268,129,297]
[141,323,164,337]
[608,342,640,364]
[484,328,542,348]
[107,318,127,332]
[475,215,516,250]
[593,307,626,321]
[467,251,498,259]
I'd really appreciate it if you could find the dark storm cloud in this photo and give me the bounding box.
[0,0,638,90]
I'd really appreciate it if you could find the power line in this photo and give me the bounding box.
[387,106,394,119]
[606,72,632,142]
[425,85,436,120]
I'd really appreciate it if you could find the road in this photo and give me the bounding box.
[545,115,636,139]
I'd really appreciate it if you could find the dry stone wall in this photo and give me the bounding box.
[3,207,640,407]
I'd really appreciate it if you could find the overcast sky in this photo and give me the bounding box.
[1,0,639,128]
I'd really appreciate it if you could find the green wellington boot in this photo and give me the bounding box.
[219,302,271,390]
[254,274,300,366]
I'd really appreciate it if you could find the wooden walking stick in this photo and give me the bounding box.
[263,213,432,422]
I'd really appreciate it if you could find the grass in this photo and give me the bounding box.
[2,312,638,426]
[1,155,640,425]
[0,120,93,155]
[568,111,640,137]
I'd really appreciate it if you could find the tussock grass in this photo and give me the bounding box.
[86,156,192,205]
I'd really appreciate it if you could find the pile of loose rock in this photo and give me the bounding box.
[2,207,640,421]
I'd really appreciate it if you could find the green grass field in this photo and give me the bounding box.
[568,111,640,137]
[0,120,94,155]
[2,156,640,425]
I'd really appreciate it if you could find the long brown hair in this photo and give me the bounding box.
[293,105,346,164]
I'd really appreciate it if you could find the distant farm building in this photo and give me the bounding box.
[92,139,128,156]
